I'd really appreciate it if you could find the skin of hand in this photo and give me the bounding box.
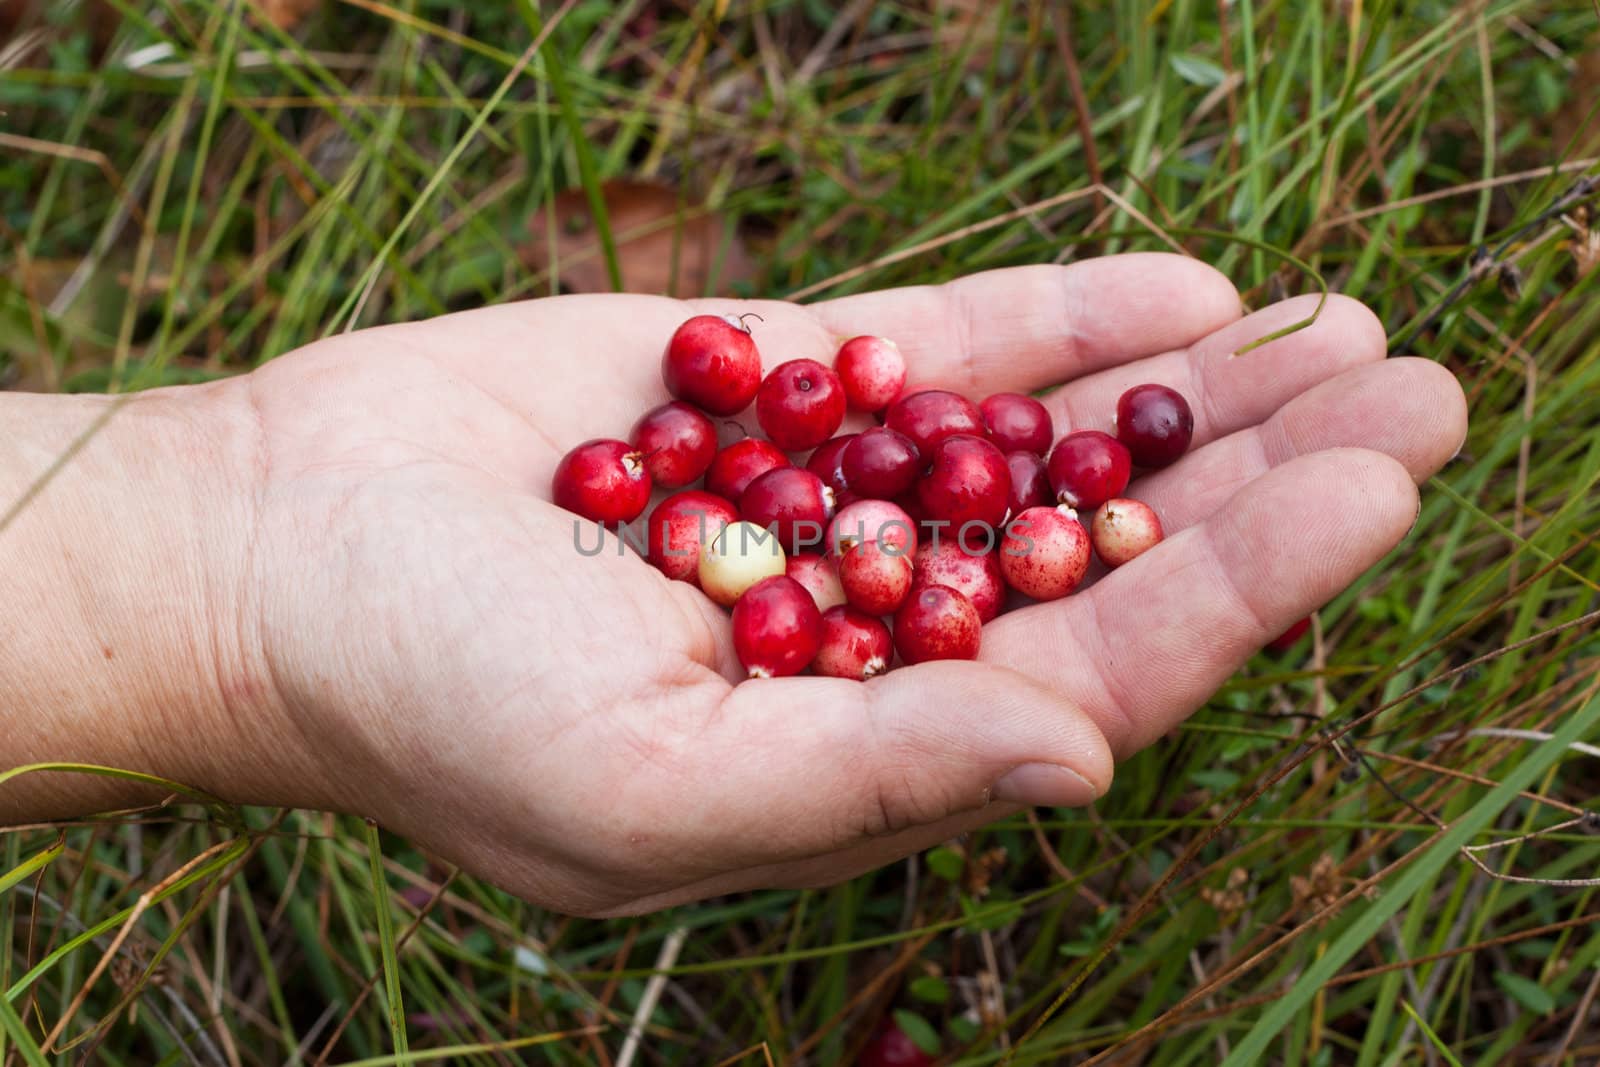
[0,256,1467,916]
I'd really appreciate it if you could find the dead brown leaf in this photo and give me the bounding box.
[523,180,757,298]
[251,0,320,30]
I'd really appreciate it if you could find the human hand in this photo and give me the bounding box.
[1,256,1467,916]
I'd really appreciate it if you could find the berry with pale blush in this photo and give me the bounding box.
[912,539,1004,623]
[756,359,847,451]
[699,521,787,607]
[980,392,1054,455]
[705,438,789,502]
[1046,430,1131,510]
[629,401,718,488]
[917,434,1011,530]
[828,498,918,559]
[839,540,915,615]
[732,576,822,678]
[834,335,907,413]
[645,490,738,584]
[662,314,762,415]
[740,467,835,552]
[884,389,986,454]
[786,553,847,613]
[813,607,893,681]
[1091,498,1164,567]
[1000,505,1091,601]
[894,584,982,664]
[841,427,921,499]
[1116,383,1194,468]
[552,439,652,524]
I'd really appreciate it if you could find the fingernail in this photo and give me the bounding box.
[991,763,1101,808]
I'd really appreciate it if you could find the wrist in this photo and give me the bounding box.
[0,383,281,821]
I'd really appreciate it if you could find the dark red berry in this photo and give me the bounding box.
[1046,430,1132,510]
[756,359,848,451]
[917,434,1011,531]
[805,434,858,505]
[629,401,718,488]
[894,584,981,664]
[662,314,763,416]
[552,439,652,524]
[859,1020,935,1067]
[884,389,986,455]
[1004,450,1052,518]
[841,427,921,499]
[1266,616,1313,654]
[1116,383,1195,468]
[980,392,1054,455]
[645,490,739,584]
[732,576,823,678]
[705,438,789,502]
[740,467,835,553]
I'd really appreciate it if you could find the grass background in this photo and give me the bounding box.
[3,0,1600,1063]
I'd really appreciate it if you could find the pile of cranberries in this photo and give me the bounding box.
[551,314,1194,681]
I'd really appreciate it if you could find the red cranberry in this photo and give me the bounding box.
[756,359,847,451]
[1046,430,1132,510]
[839,540,915,615]
[980,392,1054,455]
[1090,497,1164,567]
[834,335,908,413]
[1116,383,1195,468]
[740,467,835,553]
[894,584,981,664]
[813,606,893,681]
[731,576,823,678]
[645,490,739,584]
[859,1019,936,1067]
[827,499,919,559]
[1000,505,1091,600]
[912,539,1004,623]
[1004,450,1052,518]
[786,553,847,612]
[917,434,1011,531]
[805,434,858,504]
[551,439,652,524]
[705,438,789,502]
[629,401,718,488]
[661,314,762,416]
[841,427,921,499]
[884,389,986,454]
[1266,615,1313,653]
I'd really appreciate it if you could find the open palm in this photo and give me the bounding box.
[225,255,1466,915]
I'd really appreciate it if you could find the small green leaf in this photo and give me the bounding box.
[1493,972,1556,1014]
[1169,53,1227,87]
[892,1011,941,1056]
[909,975,950,1004]
[925,846,965,882]
[1188,769,1240,791]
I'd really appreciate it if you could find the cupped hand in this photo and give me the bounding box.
[214,255,1467,915]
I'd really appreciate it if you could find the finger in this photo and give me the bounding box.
[1041,293,1388,447]
[647,662,1113,867]
[983,448,1421,757]
[1128,358,1468,534]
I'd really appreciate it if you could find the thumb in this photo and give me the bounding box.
[693,662,1114,864]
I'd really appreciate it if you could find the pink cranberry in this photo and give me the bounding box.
[1090,498,1164,567]
[1116,383,1194,468]
[705,438,789,502]
[1000,505,1091,601]
[827,499,918,559]
[839,540,915,615]
[1004,450,1052,518]
[813,606,894,681]
[884,389,985,454]
[645,490,739,584]
[756,359,847,451]
[893,584,981,664]
[551,439,652,524]
[629,401,718,488]
[1266,615,1313,654]
[805,433,858,504]
[980,392,1054,455]
[912,539,1004,623]
[1046,430,1132,510]
[841,427,921,499]
[661,314,762,416]
[834,335,907,413]
[731,576,823,679]
[740,467,835,553]
[917,434,1011,531]
[786,553,847,612]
